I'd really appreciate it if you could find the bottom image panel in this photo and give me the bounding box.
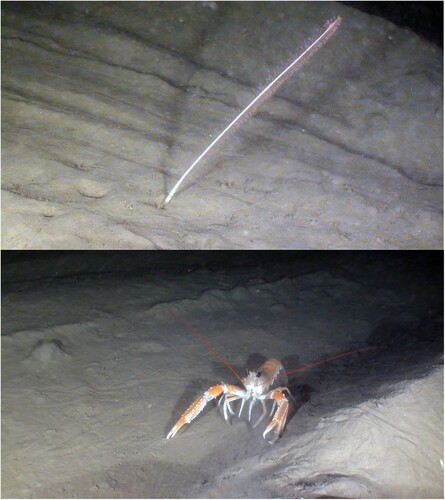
[2,251,443,498]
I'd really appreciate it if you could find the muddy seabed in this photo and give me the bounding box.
[2,252,443,498]
[2,2,442,249]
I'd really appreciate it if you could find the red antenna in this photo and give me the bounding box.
[265,345,380,386]
[170,311,379,386]
[170,311,244,384]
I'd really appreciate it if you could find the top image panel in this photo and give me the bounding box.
[2,1,443,249]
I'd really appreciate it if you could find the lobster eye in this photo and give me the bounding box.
[256,371,262,378]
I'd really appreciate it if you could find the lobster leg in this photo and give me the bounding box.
[167,384,243,439]
[225,391,247,420]
[237,396,248,419]
[263,388,291,441]
[218,393,235,421]
[252,399,268,428]
[248,398,258,421]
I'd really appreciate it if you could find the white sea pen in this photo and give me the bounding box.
[162,16,342,207]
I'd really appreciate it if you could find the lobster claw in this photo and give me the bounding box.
[262,388,291,442]
[167,385,225,439]
[167,384,245,439]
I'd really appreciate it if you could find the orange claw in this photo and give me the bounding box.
[263,388,290,441]
[167,384,225,439]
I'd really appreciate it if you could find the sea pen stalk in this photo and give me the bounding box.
[162,16,341,207]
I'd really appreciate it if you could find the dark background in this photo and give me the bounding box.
[2,1,444,47]
[342,1,443,47]
[2,250,443,297]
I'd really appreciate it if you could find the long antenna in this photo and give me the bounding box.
[170,311,244,384]
[170,311,379,388]
[266,345,380,386]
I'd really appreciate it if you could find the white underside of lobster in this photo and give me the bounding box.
[167,358,292,442]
